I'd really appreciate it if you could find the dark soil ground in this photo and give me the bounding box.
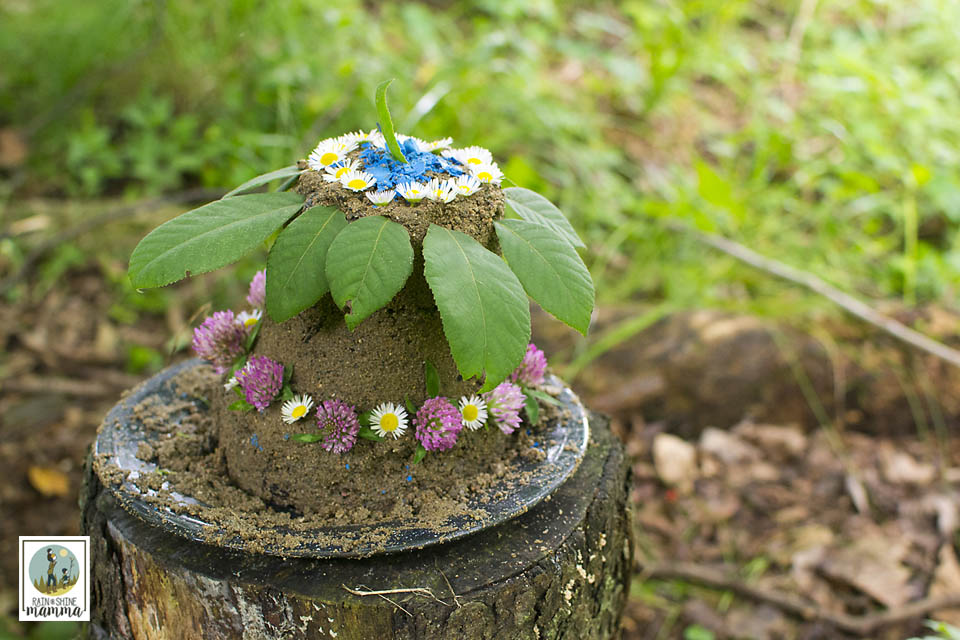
[2,198,960,639]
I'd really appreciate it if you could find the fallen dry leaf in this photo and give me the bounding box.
[880,446,936,486]
[923,494,960,538]
[652,433,697,493]
[700,427,761,464]
[818,535,913,608]
[930,544,960,626]
[27,466,70,498]
[734,421,807,458]
[0,128,27,168]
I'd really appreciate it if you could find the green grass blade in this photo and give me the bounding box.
[375,79,407,164]
[224,165,304,197]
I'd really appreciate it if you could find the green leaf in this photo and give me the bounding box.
[325,216,414,330]
[265,206,348,322]
[231,354,248,376]
[129,192,304,288]
[495,218,594,335]
[422,225,530,391]
[412,444,427,464]
[291,433,324,443]
[525,388,562,406]
[376,79,407,164]
[228,398,254,412]
[223,165,304,197]
[280,384,295,402]
[424,360,440,397]
[404,395,417,416]
[503,187,585,249]
[358,425,385,442]
[276,172,302,192]
[524,391,539,425]
[244,319,261,351]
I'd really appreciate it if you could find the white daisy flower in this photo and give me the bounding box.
[224,376,239,391]
[458,395,488,430]
[426,178,457,203]
[397,181,427,203]
[281,394,315,424]
[443,145,493,166]
[323,159,360,183]
[369,402,408,439]
[470,163,504,185]
[307,138,358,169]
[425,137,453,152]
[453,174,482,196]
[396,134,430,152]
[340,129,384,147]
[235,309,262,330]
[339,169,377,192]
[365,190,396,206]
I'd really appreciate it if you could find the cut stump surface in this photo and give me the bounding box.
[81,414,632,640]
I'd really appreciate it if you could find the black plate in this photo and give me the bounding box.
[95,359,590,558]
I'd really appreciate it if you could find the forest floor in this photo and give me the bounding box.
[2,201,960,640]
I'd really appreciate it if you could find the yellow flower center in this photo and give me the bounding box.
[335,166,351,178]
[292,405,307,419]
[243,317,258,328]
[458,185,470,192]
[380,413,399,432]
[467,157,483,164]
[462,405,479,422]
[320,152,339,165]
[347,178,368,190]
[477,171,492,182]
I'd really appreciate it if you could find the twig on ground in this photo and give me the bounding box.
[436,564,463,608]
[0,187,223,295]
[342,584,449,607]
[638,561,960,636]
[2,375,123,397]
[664,221,960,369]
[350,585,413,617]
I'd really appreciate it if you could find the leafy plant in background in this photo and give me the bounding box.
[128,84,594,390]
[6,0,960,362]
[909,620,960,640]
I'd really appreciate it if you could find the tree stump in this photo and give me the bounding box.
[81,415,632,640]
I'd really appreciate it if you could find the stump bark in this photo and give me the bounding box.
[82,414,631,639]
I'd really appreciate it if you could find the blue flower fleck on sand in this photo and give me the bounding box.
[357,141,464,193]
[250,434,263,452]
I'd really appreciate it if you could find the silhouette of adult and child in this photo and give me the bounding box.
[43,548,72,593]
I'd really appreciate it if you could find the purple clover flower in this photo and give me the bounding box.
[246,270,266,308]
[236,355,284,412]
[192,310,249,374]
[315,399,360,454]
[414,396,463,452]
[484,382,524,434]
[510,343,547,387]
